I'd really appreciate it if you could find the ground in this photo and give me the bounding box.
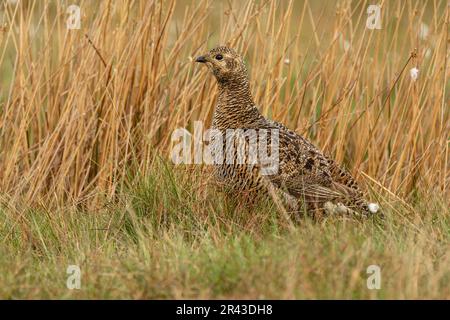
[1,161,448,299]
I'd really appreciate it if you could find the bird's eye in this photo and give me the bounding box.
[215,54,223,60]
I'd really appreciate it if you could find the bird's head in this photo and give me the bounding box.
[195,46,248,85]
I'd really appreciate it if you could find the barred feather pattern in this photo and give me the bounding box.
[197,46,375,216]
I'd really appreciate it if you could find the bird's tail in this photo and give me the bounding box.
[330,181,380,216]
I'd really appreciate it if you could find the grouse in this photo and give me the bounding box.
[195,46,379,217]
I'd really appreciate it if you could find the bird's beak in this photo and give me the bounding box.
[195,55,207,63]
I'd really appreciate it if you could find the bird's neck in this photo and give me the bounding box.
[214,80,263,129]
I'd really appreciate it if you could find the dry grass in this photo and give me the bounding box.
[0,0,448,299]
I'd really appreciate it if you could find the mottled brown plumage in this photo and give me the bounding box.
[195,46,378,216]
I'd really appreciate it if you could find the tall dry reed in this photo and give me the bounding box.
[0,0,448,209]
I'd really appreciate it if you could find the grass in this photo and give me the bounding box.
[0,0,449,299]
[0,159,449,299]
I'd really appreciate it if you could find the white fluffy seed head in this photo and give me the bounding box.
[323,201,335,215]
[410,67,419,81]
[335,203,350,215]
[368,203,380,214]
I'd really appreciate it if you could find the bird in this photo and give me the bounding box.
[195,46,379,217]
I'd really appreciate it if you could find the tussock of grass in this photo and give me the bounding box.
[0,160,448,299]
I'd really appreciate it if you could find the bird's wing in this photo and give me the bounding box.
[265,120,364,202]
